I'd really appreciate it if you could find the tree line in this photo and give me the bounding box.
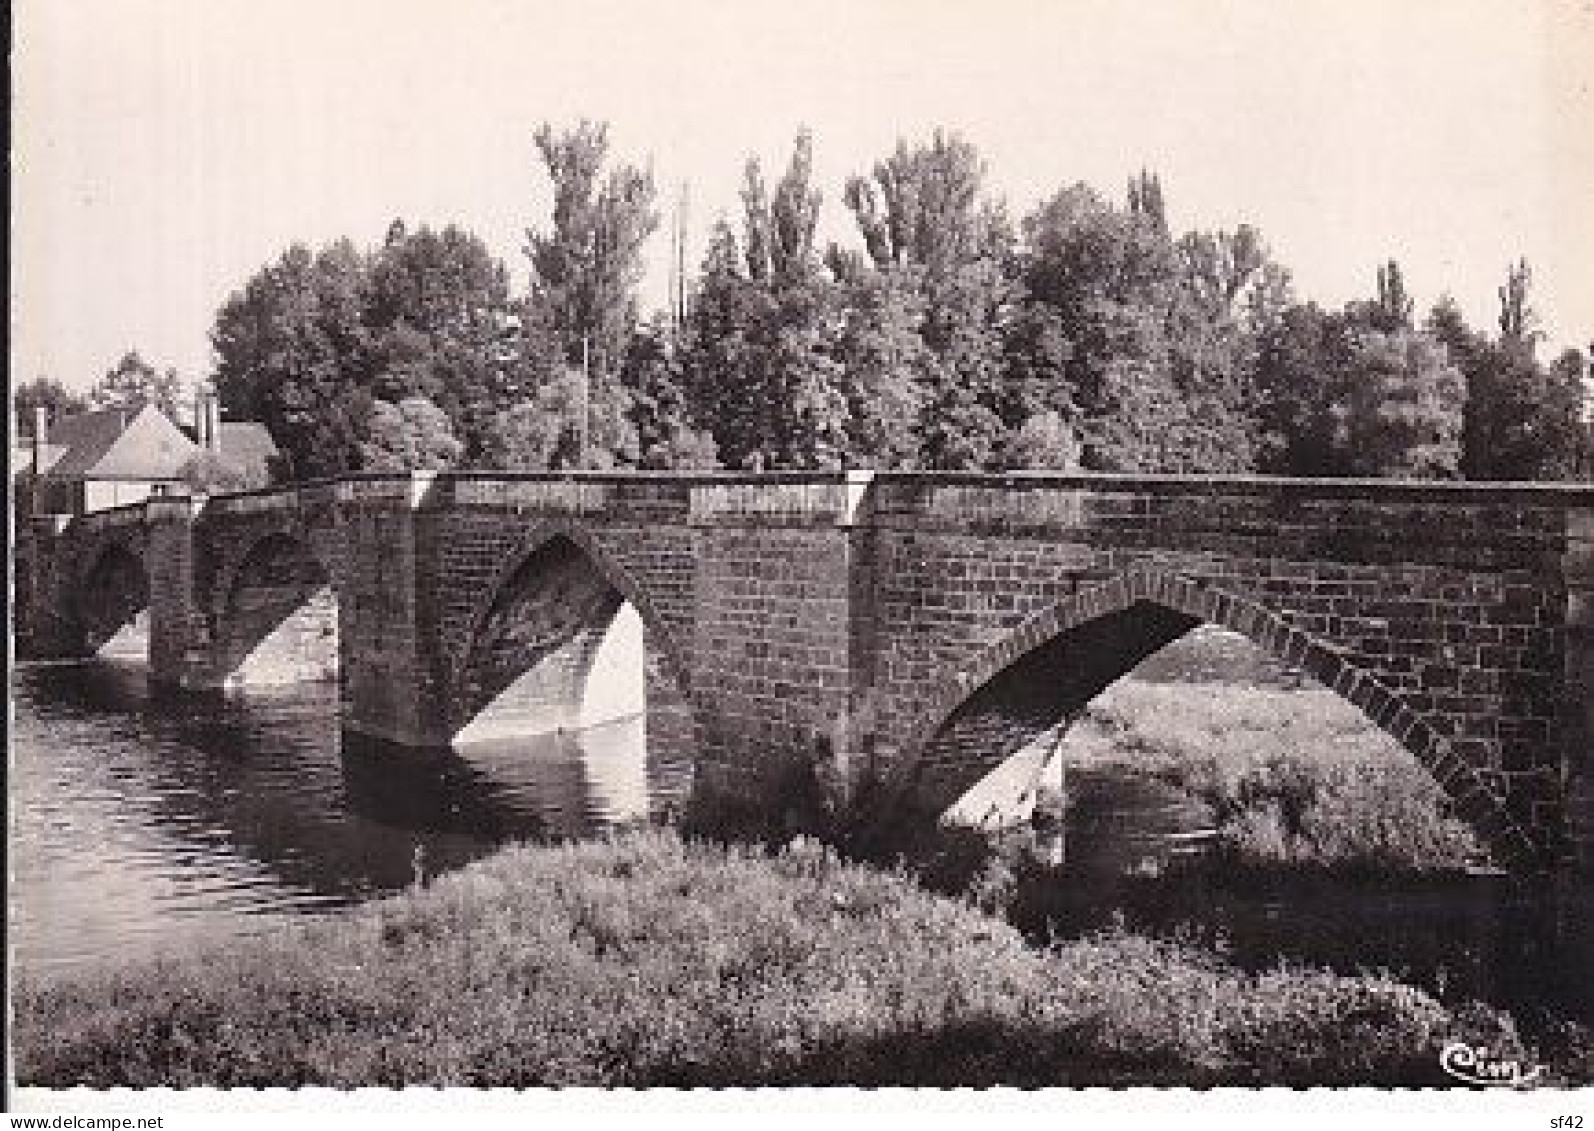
[20,123,1594,483]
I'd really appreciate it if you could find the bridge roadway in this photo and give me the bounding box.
[17,470,1594,887]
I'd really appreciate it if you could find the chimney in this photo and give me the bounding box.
[194,390,209,448]
[206,394,221,451]
[32,406,47,473]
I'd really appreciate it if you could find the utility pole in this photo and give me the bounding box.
[676,181,690,338]
[667,180,690,343]
[579,334,591,470]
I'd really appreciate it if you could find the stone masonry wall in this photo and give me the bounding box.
[39,471,1590,879]
[1563,508,1594,875]
[865,475,1592,870]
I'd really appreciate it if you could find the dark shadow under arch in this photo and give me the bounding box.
[209,531,338,686]
[208,526,336,626]
[74,543,150,656]
[897,568,1543,871]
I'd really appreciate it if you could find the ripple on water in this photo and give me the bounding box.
[11,660,694,979]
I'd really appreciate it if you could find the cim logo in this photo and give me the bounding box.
[1440,1041,1545,1088]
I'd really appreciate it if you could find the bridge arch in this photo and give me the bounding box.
[73,542,150,658]
[207,529,338,687]
[895,568,1542,871]
[450,521,704,753]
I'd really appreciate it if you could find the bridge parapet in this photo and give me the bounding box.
[69,499,150,533]
[689,475,871,527]
[202,489,301,517]
[868,472,1593,554]
[439,476,615,514]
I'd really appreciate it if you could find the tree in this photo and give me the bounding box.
[842,130,1017,470]
[179,448,273,494]
[1549,348,1594,480]
[619,325,720,469]
[358,396,464,472]
[212,241,376,480]
[1256,302,1345,475]
[1431,270,1588,481]
[525,121,658,383]
[1126,169,1168,235]
[1017,180,1259,471]
[681,220,773,469]
[1369,259,1414,331]
[482,372,639,471]
[1497,258,1538,346]
[999,409,1081,470]
[14,377,86,436]
[1258,294,1463,479]
[843,130,1005,276]
[1339,324,1464,478]
[89,351,185,419]
[686,134,850,470]
[831,264,929,468]
[364,222,534,462]
[748,133,849,469]
[523,122,658,472]
[763,280,850,469]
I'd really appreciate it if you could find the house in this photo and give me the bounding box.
[20,396,279,516]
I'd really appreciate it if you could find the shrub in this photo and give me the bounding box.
[12,830,1542,1088]
[180,449,272,494]
[1076,681,1484,873]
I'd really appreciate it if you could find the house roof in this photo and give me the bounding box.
[44,404,198,481]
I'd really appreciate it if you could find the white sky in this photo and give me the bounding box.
[12,0,1594,393]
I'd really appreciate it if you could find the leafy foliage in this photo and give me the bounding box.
[359,396,464,472]
[179,448,273,494]
[211,241,376,479]
[526,121,658,383]
[203,123,1587,484]
[1000,409,1081,470]
[365,221,533,462]
[1072,680,1484,873]
[13,377,86,437]
[482,373,639,472]
[1432,280,1590,481]
[12,831,1534,1088]
[88,351,186,420]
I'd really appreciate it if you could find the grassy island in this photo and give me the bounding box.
[16,830,1574,1089]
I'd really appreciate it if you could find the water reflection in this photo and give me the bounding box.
[10,660,692,977]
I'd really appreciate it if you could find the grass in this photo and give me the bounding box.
[14,829,1562,1089]
[1067,679,1487,874]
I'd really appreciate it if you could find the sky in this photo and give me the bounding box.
[12,0,1594,398]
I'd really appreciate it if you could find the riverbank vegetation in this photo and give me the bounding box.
[1067,679,1486,874]
[15,830,1568,1089]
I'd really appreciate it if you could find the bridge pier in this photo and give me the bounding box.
[682,473,880,828]
[145,493,209,689]
[337,478,452,747]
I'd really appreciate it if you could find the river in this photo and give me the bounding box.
[9,660,691,977]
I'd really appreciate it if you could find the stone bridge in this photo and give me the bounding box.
[18,471,1594,883]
